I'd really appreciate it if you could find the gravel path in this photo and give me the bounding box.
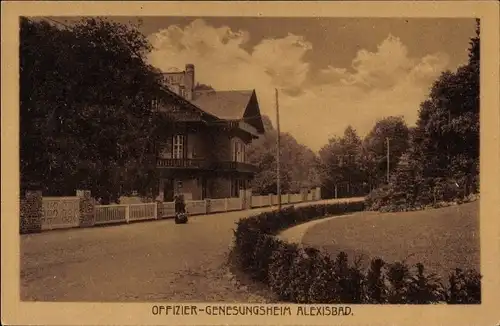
[277,198,365,244]
[277,214,357,244]
[20,198,357,302]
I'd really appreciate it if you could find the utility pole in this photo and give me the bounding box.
[386,137,390,183]
[275,88,282,210]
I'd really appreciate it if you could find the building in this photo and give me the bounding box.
[154,64,265,201]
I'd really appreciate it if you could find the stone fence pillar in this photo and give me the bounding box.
[301,188,308,201]
[20,190,42,234]
[316,187,322,200]
[77,190,95,227]
[239,189,252,210]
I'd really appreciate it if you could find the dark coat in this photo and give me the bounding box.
[174,194,186,213]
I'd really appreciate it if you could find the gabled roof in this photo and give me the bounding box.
[158,85,220,122]
[192,89,265,134]
[192,90,254,120]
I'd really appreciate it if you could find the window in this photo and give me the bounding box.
[173,134,185,159]
[232,139,246,163]
[151,98,160,110]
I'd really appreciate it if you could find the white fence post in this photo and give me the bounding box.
[239,189,244,211]
[205,199,211,214]
[125,205,130,223]
[154,202,158,219]
[225,198,229,211]
[268,194,272,207]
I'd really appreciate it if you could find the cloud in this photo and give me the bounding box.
[147,19,450,152]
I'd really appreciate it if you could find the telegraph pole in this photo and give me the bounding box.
[275,88,282,210]
[386,137,390,183]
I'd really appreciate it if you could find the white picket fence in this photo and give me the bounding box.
[130,203,157,221]
[95,204,128,225]
[186,200,207,215]
[227,198,242,211]
[210,198,227,213]
[290,194,303,203]
[160,202,176,218]
[30,187,322,230]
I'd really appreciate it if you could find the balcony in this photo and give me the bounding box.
[156,158,259,174]
[156,158,211,169]
[212,161,259,174]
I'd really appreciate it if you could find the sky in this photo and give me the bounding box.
[53,16,477,151]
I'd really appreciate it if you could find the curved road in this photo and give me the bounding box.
[20,198,362,302]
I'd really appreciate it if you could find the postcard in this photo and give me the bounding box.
[2,1,499,325]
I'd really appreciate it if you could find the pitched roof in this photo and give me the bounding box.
[159,84,220,122]
[191,90,254,120]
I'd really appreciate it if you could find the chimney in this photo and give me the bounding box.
[184,64,195,100]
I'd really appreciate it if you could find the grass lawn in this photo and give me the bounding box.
[302,201,480,282]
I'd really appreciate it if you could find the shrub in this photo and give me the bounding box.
[446,268,482,304]
[249,233,280,283]
[365,258,387,303]
[287,247,317,303]
[231,200,481,304]
[306,251,338,303]
[386,261,412,304]
[333,252,366,304]
[365,185,392,211]
[366,174,479,212]
[268,241,300,301]
[407,263,446,304]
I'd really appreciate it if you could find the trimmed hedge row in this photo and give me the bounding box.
[232,201,481,304]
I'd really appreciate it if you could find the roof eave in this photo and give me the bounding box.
[160,85,221,123]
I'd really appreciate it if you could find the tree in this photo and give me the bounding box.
[20,18,174,203]
[319,126,365,198]
[410,19,479,198]
[362,116,410,188]
[319,136,344,198]
[247,115,320,194]
[366,19,480,210]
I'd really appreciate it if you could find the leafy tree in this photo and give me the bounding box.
[365,19,480,210]
[361,116,410,189]
[411,19,479,197]
[247,115,320,195]
[319,126,366,198]
[319,136,344,197]
[20,18,174,203]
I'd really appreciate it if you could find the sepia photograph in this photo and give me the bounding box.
[2,1,500,326]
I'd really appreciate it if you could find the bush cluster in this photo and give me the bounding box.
[365,178,479,213]
[232,202,481,304]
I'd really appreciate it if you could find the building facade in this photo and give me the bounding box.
[155,64,265,201]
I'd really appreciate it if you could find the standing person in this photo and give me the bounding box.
[174,181,186,214]
[174,181,188,224]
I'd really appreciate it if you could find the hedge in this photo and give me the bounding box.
[232,201,481,304]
